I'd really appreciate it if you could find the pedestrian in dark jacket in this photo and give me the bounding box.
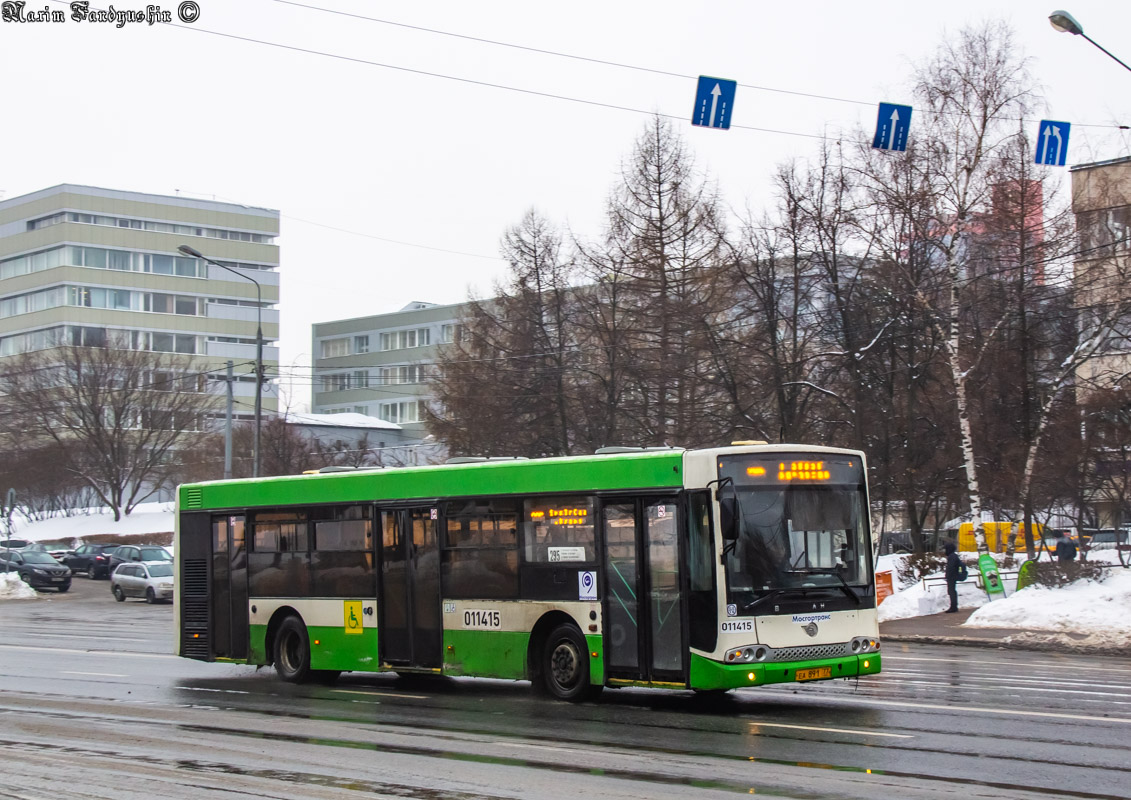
[944,542,961,613]
[1055,532,1077,563]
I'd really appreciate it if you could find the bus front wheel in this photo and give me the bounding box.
[274,616,311,683]
[541,624,593,702]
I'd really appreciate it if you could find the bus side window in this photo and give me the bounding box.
[442,498,520,599]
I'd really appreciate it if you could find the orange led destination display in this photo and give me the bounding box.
[530,507,589,526]
[777,461,831,481]
[723,453,860,485]
[746,461,831,480]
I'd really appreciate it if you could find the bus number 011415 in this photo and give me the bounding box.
[464,610,501,629]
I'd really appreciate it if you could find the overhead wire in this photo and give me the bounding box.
[270,0,1127,132]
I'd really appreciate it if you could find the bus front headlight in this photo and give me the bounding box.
[725,645,768,663]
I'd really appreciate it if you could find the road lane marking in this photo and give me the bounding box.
[818,694,1131,723]
[331,689,429,700]
[0,644,177,659]
[883,669,1131,694]
[883,654,1131,674]
[746,722,912,738]
[26,632,149,643]
[60,671,127,678]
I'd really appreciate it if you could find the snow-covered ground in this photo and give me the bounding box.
[6,501,175,545]
[876,551,1131,648]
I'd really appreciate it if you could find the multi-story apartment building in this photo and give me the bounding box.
[311,301,465,440]
[0,184,280,422]
[1071,156,1131,528]
[1072,156,1131,389]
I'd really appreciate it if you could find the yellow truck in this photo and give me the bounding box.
[957,522,1045,552]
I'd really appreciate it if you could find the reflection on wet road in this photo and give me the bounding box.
[1,582,1128,799]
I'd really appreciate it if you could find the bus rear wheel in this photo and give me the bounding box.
[274,616,311,683]
[541,624,593,702]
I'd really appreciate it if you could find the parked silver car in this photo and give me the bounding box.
[110,561,174,603]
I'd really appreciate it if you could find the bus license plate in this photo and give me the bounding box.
[795,667,831,681]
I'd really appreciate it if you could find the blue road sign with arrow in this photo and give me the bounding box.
[692,76,736,130]
[872,102,912,152]
[1036,120,1070,167]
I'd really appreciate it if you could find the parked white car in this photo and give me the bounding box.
[110,560,174,604]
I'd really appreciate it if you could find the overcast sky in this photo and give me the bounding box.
[3,0,1130,408]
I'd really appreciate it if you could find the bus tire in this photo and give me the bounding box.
[541,623,592,702]
[274,616,312,683]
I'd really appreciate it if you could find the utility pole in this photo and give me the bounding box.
[224,360,234,479]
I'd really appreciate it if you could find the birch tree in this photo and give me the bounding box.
[859,22,1037,550]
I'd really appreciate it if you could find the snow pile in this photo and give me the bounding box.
[10,502,174,543]
[877,550,1131,646]
[966,569,1131,644]
[0,572,38,600]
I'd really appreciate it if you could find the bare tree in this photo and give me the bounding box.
[428,210,579,457]
[577,116,730,447]
[0,340,219,520]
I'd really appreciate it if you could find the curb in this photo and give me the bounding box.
[882,632,1131,658]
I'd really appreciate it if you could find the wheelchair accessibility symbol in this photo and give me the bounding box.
[344,601,364,635]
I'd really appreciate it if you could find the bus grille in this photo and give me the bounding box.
[181,558,209,659]
[182,559,207,594]
[770,643,850,662]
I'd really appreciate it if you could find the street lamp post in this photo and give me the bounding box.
[178,244,264,478]
[1049,10,1131,74]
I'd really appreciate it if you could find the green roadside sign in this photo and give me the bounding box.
[978,553,1006,598]
[1016,560,1036,591]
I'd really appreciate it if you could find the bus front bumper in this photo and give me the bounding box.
[689,650,882,691]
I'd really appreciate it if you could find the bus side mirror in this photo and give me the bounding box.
[717,485,739,541]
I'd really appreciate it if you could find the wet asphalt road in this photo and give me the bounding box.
[1,577,1129,800]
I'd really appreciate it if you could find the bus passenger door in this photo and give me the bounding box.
[210,515,248,660]
[380,507,442,668]
[601,498,685,684]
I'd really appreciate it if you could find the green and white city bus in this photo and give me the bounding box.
[174,443,881,700]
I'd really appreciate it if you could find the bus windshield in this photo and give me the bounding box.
[717,454,871,608]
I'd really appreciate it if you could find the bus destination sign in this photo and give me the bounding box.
[719,454,862,486]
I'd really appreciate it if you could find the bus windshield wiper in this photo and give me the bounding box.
[741,589,785,614]
[783,568,862,605]
[740,584,824,613]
